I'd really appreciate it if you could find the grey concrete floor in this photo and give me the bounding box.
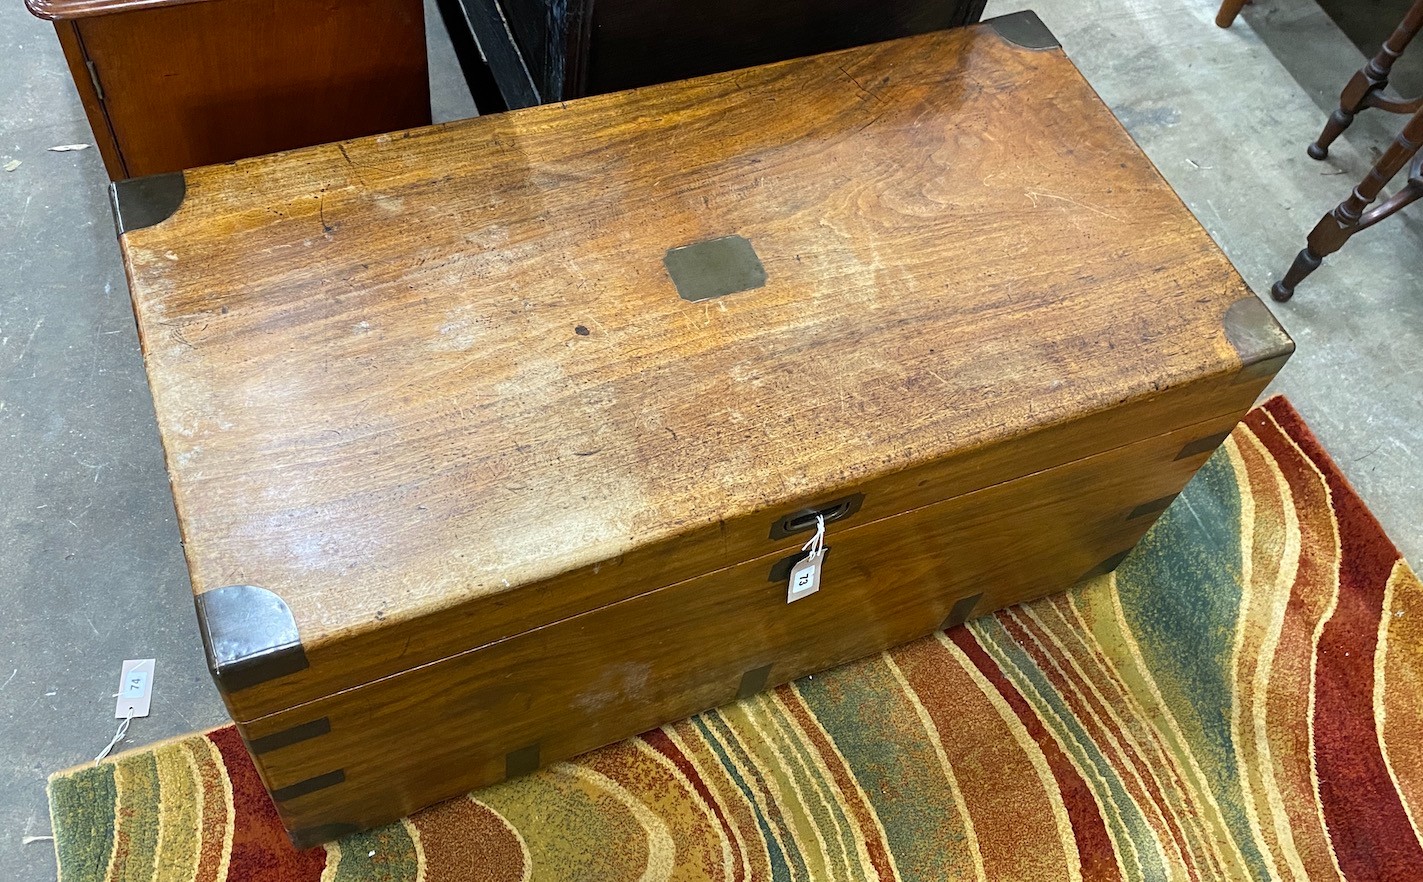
[0,0,1418,879]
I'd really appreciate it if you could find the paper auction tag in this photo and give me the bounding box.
[787,549,826,603]
[116,659,155,719]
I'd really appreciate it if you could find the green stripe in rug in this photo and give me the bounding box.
[45,397,1423,882]
[50,762,116,882]
[1114,448,1272,879]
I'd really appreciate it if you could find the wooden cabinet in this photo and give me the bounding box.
[112,14,1290,843]
[436,0,986,108]
[28,0,431,179]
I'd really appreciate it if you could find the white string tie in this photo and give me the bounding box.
[95,708,134,765]
[801,514,827,558]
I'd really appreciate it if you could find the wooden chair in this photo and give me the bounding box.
[1307,0,1423,159]
[1216,0,1250,29]
[1273,0,1423,300]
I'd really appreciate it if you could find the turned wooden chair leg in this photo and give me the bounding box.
[1276,108,1423,300]
[1216,0,1250,28]
[1311,0,1423,159]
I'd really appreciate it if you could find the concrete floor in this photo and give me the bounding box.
[0,0,1418,878]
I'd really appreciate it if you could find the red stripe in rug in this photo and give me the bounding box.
[1252,399,1423,879]
[188,736,228,882]
[208,727,327,882]
[949,626,1123,882]
[1001,610,1199,881]
[775,687,900,880]
[641,728,749,882]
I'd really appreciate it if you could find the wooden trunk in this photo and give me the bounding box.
[112,13,1291,846]
[435,0,985,108]
[28,0,430,180]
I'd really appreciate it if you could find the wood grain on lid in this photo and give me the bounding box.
[120,23,1272,717]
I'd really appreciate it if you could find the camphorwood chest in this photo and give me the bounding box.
[113,12,1292,845]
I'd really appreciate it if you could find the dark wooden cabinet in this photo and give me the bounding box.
[436,0,987,109]
[28,0,432,179]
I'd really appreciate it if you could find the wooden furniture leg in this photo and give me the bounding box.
[1215,0,1249,29]
[1274,108,1423,300]
[1310,0,1423,159]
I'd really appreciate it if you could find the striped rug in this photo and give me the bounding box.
[48,396,1423,881]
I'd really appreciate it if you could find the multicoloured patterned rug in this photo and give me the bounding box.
[48,396,1423,881]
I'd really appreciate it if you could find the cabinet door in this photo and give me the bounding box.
[79,0,430,178]
[51,22,127,178]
